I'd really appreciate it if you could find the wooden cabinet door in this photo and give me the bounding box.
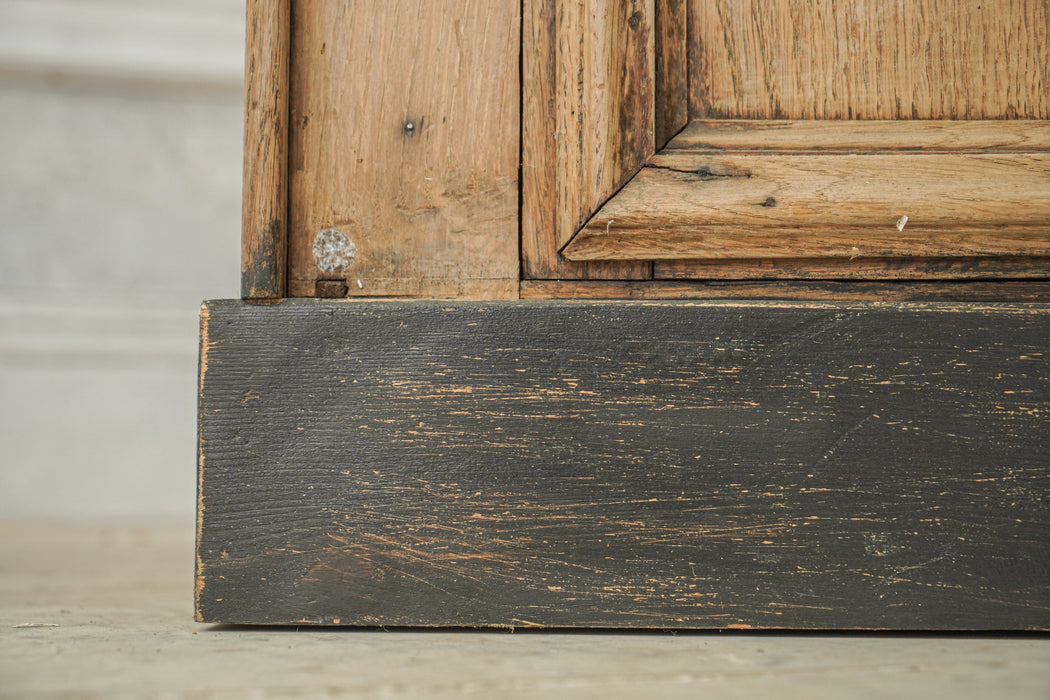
[240,0,1049,300]
[524,0,1050,297]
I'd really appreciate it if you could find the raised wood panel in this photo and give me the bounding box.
[241,0,289,299]
[562,120,1050,263]
[690,0,1050,120]
[521,0,653,280]
[197,300,1050,628]
[286,0,519,299]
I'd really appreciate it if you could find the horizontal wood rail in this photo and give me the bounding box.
[561,120,1050,264]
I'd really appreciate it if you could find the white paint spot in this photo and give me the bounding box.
[896,215,909,232]
[313,229,357,273]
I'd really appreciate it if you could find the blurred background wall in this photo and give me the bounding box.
[0,0,245,519]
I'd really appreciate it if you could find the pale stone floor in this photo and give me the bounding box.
[1,521,1047,699]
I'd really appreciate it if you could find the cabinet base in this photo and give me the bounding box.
[197,299,1049,629]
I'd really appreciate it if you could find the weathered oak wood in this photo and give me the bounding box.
[244,2,1050,292]
[668,119,1050,154]
[655,257,1050,282]
[562,121,1050,263]
[521,0,654,281]
[520,280,1050,302]
[655,0,688,149]
[566,154,1050,259]
[241,0,289,299]
[286,0,519,299]
[690,0,1050,120]
[197,300,1050,629]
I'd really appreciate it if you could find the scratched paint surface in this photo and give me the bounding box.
[197,300,1050,628]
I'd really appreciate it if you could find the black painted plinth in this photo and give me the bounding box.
[197,300,1049,629]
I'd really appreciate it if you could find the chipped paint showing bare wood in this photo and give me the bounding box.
[194,302,212,621]
[196,300,1050,628]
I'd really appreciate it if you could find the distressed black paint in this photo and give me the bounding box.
[197,300,1050,628]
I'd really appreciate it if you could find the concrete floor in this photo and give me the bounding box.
[1,521,1048,699]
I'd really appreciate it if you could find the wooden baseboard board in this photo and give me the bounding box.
[197,299,1050,629]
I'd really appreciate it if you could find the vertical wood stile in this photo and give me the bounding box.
[241,0,290,299]
[285,0,520,299]
[654,0,688,149]
[521,0,655,281]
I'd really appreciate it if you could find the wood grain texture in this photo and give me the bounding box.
[241,0,289,299]
[654,0,688,149]
[567,153,1050,259]
[520,280,1050,302]
[197,300,1050,629]
[669,119,1050,153]
[286,0,519,298]
[690,0,1050,120]
[562,121,1050,262]
[655,257,1050,282]
[521,0,653,280]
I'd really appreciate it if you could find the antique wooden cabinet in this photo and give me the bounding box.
[197,0,1050,628]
